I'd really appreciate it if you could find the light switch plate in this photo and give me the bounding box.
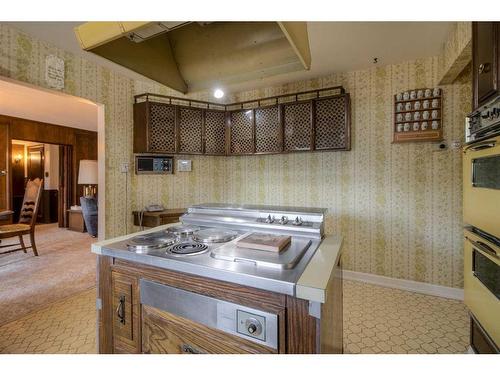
[177,159,192,172]
[120,162,129,173]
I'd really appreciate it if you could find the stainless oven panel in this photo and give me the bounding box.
[139,279,278,349]
[466,95,500,143]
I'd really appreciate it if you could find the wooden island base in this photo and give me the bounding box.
[97,256,343,354]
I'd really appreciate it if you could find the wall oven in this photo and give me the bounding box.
[464,95,500,353]
[464,228,499,352]
[463,135,500,241]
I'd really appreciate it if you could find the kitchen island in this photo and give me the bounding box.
[92,204,343,354]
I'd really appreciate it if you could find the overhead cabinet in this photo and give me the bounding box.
[204,110,227,155]
[178,107,203,154]
[133,86,351,156]
[283,101,313,151]
[229,110,254,155]
[255,106,282,153]
[473,22,500,110]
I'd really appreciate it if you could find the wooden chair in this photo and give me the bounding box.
[0,178,43,256]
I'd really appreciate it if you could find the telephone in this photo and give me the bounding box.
[145,204,165,212]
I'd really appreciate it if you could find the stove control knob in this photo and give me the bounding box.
[279,216,288,225]
[245,318,262,336]
[265,214,274,223]
[292,216,303,226]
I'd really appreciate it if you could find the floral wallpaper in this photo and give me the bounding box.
[439,22,472,84]
[0,23,224,238]
[0,23,471,288]
[224,59,471,289]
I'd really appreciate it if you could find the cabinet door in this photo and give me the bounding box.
[229,110,254,155]
[178,107,203,154]
[255,106,282,153]
[112,272,141,353]
[283,101,313,152]
[204,110,226,155]
[148,102,176,153]
[141,305,275,354]
[314,95,350,151]
[473,22,499,109]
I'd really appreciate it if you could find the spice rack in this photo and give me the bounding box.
[393,88,443,143]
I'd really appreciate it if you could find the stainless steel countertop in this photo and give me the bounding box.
[96,224,322,296]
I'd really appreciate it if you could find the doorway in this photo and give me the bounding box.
[0,76,105,328]
[10,140,72,226]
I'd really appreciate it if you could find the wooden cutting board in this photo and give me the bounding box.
[236,233,291,252]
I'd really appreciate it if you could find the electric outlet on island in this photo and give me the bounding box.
[120,162,129,173]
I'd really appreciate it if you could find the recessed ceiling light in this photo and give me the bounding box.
[213,89,224,99]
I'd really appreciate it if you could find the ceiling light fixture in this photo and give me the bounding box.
[213,89,224,99]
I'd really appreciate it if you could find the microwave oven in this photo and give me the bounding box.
[135,155,173,175]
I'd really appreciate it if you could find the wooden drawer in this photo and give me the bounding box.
[111,272,141,353]
[141,305,276,354]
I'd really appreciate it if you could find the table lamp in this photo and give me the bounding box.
[78,160,98,197]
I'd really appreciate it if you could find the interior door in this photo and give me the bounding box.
[27,145,44,221]
[0,122,11,213]
[27,145,44,180]
[58,145,73,227]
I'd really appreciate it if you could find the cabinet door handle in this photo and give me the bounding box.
[181,343,204,354]
[0,170,6,176]
[478,62,491,74]
[116,295,125,324]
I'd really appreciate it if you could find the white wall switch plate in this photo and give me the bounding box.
[177,159,192,172]
[120,162,129,173]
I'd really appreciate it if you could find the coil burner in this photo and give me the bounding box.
[127,232,177,253]
[166,242,209,256]
[192,228,239,243]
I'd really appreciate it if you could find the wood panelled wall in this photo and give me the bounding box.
[0,114,97,208]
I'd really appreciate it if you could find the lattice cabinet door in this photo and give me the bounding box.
[255,106,282,153]
[204,110,226,155]
[314,95,350,151]
[148,102,177,153]
[229,110,254,155]
[178,107,203,154]
[283,101,313,152]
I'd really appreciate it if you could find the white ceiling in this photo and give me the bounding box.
[0,77,98,131]
[4,21,453,95]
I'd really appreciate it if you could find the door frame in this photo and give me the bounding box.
[0,76,105,239]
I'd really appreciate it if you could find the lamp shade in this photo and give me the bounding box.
[78,160,98,185]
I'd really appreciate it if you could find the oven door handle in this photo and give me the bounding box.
[466,236,499,259]
[464,140,497,152]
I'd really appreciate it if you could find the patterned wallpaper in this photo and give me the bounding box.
[0,23,471,288]
[439,22,472,84]
[0,24,225,238]
[224,59,471,289]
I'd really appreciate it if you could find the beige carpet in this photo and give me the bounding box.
[0,223,96,326]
